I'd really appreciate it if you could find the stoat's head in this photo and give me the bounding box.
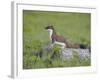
[45,25,56,37]
[45,25,54,31]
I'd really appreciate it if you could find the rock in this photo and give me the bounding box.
[60,49,73,60]
[60,49,90,60]
[43,45,90,60]
[78,49,90,59]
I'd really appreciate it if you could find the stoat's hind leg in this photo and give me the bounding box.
[60,43,67,53]
[54,41,66,49]
[61,43,66,49]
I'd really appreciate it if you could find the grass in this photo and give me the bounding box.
[23,10,91,69]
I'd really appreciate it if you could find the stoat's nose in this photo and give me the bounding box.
[45,27,48,30]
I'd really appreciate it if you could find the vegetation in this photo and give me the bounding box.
[23,10,91,69]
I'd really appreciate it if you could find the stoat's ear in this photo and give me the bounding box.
[51,25,54,30]
[45,25,54,30]
[49,25,54,29]
[50,25,53,28]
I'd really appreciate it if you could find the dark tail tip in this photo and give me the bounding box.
[79,44,91,52]
[79,44,87,49]
[88,46,91,52]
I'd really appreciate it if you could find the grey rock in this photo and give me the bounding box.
[43,45,90,60]
[60,49,73,60]
[60,49,90,60]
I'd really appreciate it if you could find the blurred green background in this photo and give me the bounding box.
[23,10,91,69]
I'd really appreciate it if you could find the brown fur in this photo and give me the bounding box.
[45,25,85,49]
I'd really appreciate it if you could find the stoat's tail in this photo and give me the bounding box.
[65,42,91,52]
[79,44,87,49]
[79,44,91,52]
